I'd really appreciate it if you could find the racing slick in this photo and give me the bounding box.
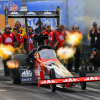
[2,25,18,76]
[67,24,82,73]
[54,24,66,49]
[22,26,34,54]
[43,23,58,49]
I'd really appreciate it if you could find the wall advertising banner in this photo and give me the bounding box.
[0,0,22,32]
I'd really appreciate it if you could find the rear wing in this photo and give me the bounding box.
[5,6,59,52]
[6,11,59,18]
[5,6,59,24]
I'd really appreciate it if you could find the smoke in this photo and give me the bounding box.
[82,0,100,28]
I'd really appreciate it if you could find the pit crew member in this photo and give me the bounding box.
[67,24,82,73]
[13,27,22,47]
[2,25,18,76]
[22,26,34,54]
[54,24,66,49]
[43,23,58,49]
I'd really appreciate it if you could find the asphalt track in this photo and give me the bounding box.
[0,58,100,100]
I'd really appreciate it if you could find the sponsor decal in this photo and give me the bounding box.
[27,12,36,15]
[84,77,98,81]
[4,2,18,11]
[22,78,30,81]
[21,70,32,77]
[27,38,33,44]
[10,11,19,15]
[5,37,12,43]
[63,78,78,82]
[44,11,52,15]
[58,35,64,41]
[41,80,56,84]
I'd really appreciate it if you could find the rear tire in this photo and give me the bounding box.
[79,66,86,90]
[11,54,27,84]
[50,68,56,92]
[11,68,20,84]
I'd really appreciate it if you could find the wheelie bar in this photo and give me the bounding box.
[39,76,100,85]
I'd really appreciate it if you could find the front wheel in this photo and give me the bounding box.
[50,68,56,92]
[79,66,86,90]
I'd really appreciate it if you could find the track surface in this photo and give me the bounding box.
[0,58,100,100]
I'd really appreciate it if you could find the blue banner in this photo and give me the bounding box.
[0,0,22,15]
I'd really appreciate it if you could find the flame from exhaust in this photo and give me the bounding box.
[57,32,82,63]
[6,60,19,69]
[66,32,82,47]
[57,46,76,60]
[0,44,15,60]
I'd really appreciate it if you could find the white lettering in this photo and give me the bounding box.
[85,77,98,81]
[22,70,32,77]
[10,12,19,15]
[58,35,64,41]
[27,12,36,15]
[5,37,12,43]
[44,11,52,15]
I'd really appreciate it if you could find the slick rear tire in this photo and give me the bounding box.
[10,68,20,84]
[50,68,56,92]
[79,66,86,90]
[11,54,27,84]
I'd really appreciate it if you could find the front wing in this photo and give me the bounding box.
[39,76,100,85]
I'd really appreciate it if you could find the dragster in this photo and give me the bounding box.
[4,7,100,92]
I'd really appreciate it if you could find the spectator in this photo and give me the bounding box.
[22,26,34,54]
[35,20,45,35]
[13,27,22,47]
[90,48,100,72]
[54,24,66,49]
[2,25,18,76]
[43,23,58,49]
[67,24,82,73]
[90,22,100,51]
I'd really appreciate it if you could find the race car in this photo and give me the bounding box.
[8,34,84,92]
[5,7,100,92]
